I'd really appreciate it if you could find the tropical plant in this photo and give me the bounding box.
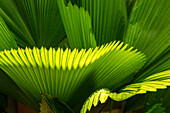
[0,0,169,112]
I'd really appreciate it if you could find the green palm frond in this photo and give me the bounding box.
[0,0,169,112]
[58,0,128,48]
[0,70,39,111]
[122,51,170,112]
[0,16,39,111]
[0,41,145,110]
[124,0,170,69]
[57,0,97,49]
[0,0,35,47]
[77,0,127,45]
[0,0,65,48]
[0,17,17,50]
[123,47,169,112]
[81,70,170,113]
[134,51,170,82]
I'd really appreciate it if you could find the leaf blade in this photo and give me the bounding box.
[57,0,97,49]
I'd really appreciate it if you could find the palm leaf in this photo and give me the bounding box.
[57,0,97,49]
[135,51,170,81]
[0,70,39,111]
[123,0,170,69]
[58,0,128,48]
[0,41,145,111]
[123,48,169,112]
[0,0,35,47]
[0,17,17,50]
[0,0,169,112]
[115,1,170,110]
[0,16,39,111]
[0,0,65,48]
[81,70,170,113]
[78,0,127,45]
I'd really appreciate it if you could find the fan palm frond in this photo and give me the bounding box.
[0,41,145,111]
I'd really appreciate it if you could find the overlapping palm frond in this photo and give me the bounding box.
[123,0,170,71]
[0,17,17,50]
[0,41,146,111]
[120,0,170,112]
[80,71,170,113]
[0,0,169,112]
[57,0,97,49]
[0,16,39,111]
[0,0,65,48]
[62,0,127,46]
[0,70,39,111]
[78,0,127,45]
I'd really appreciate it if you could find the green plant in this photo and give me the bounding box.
[0,0,169,112]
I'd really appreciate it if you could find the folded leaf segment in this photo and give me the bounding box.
[81,70,170,113]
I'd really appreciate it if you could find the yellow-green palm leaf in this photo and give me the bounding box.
[0,41,145,110]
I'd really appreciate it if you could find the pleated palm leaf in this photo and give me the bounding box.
[0,0,169,113]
